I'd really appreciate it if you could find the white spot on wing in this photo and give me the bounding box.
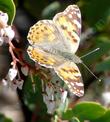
[79,90,84,94]
[68,14,73,19]
[71,82,75,86]
[77,13,81,18]
[75,82,84,87]
[73,19,81,29]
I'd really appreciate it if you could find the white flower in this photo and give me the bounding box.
[42,81,56,114]
[42,80,68,114]
[0,37,3,46]
[2,79,8,86]
[21,65,29,76]
[7,68,18,81]
[0,11,15,45]
[102,92,110,106]
[17,79,24,89]
[43,94,56,114]
[0,11,8,27]
[47,101,56,114]
[3,26,15,40]
[61,90,67,103]
[9,79,24,90]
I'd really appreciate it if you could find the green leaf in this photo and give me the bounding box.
[23,0,50,18]
[62,102,106,121]
[82,36,110,65]
[81,0,110,26]
[42,1,61,19]
[96,58,110,72]
[0,114,12,122]
[91,110,110,122]
[23,75,47,113]
[0,0,16,25]
[62,109,74,120]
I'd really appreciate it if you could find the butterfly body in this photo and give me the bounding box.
[27,5,84,97]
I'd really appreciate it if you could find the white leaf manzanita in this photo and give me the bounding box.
[7,68,18,81]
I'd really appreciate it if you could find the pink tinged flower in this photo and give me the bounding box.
[3,26,15,40]
[0,11,15,45]
[10,79,24,90]
[0,37,3,46]
[61,90,68,103]
[42,82,56,114]
[17,79,24,89]
[102,92,110,106]
[0,11,8,27]
[2,79,8,86]
[46,100,56,114]
[43,95,56,114]
[21,66,29,76]
[7,68,18,81]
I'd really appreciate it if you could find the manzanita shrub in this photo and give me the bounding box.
[0,0,110,122]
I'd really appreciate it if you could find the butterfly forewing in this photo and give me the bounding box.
[53,5,81,53]
[27,20,73,52]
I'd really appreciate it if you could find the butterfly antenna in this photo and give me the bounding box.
[80,48,101,82]
[81,62,101,82]
[80,48,100,59]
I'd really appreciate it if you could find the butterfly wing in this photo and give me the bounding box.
[27,20,71,68]
[27,46,64,68]
[53,5,81,53]
[27,20,71,52]
[54,61,84,97]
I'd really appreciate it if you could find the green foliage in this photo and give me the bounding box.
[23,0,50,18]
[96,58,110,72]
[83,36,110,65]
[91,110,110,122]
[0,0,15,25]
[23,75,47,113]
[42,1,61,19]
[62,102,106,122]
[70,117,80,122]
[81,0,110,26]
[0,114,12,122]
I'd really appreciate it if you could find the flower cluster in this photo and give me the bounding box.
[0,11,14,45]
[0,11,29,90]
[42,79,68,114]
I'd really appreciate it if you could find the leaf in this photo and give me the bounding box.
[23,0,50,18]
[23,75,47,113]
[81,0,110,26]
[82,36,110,65]
[0,0,16,24]
[91,110,110,122]
[0,114,12,122]
[62,102,106,121]
[96,58,110,72]
[42,1,61,19]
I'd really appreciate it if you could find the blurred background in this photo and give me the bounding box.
[0,0,110,122]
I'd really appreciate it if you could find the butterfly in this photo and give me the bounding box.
[27,5,84,97]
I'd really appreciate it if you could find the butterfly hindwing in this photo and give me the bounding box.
[27,46,64,68]
[54,61,84,97]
